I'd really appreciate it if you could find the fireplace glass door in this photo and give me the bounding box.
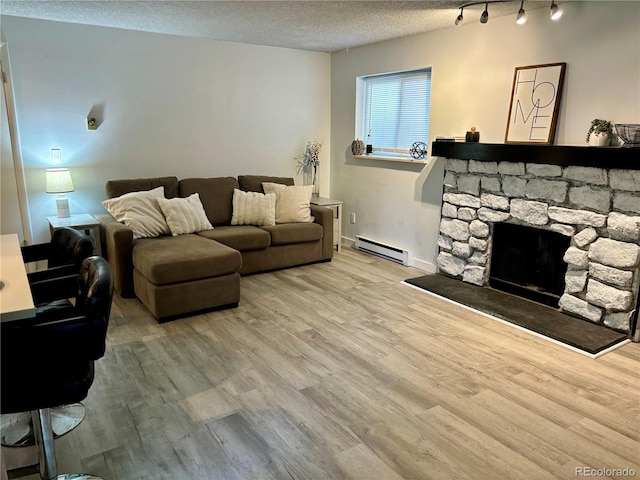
[489,222,570,307]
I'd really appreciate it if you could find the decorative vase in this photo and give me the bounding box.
[303,164,319,197]
[303,165,313,187]
[312,165,319,197]
[588,132,610,147]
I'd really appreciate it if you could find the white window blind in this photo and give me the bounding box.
[362,69,431,153]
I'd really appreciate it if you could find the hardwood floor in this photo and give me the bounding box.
[4,247,639,479]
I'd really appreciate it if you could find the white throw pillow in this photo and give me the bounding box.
[262,183,313,224]
[231,189,276,226]
[157,193,214,236]
[101,187,170,239]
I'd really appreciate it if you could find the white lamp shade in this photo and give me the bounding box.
[45,168,74,193]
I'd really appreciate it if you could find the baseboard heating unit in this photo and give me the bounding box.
[354,235,410,266]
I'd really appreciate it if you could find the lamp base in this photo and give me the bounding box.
[56,196,70,218]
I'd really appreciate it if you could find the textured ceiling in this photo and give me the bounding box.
[0,0,551,52]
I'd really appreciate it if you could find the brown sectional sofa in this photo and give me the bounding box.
[96,175,333,321]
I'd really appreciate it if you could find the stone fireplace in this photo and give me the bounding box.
[432,143,640,335]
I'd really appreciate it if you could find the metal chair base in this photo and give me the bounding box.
[6,471,103,480]
[1,404,85,447]
[5,409,102,480]
[57,475,103,479]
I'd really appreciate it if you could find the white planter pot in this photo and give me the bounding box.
[588,132,610,147]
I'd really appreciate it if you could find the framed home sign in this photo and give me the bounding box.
[505,62,566,144]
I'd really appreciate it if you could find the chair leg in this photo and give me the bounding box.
[31,409,57,480]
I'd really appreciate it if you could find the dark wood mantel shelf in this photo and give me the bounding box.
[431,142,640,170]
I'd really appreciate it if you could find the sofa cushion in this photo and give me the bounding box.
[197,225,271,251]
[101,187,171,239]
[262,183,314,224]
[179,177,239,226]
[157,193,214,236]
[105,176,179,199]
[133,235,241,285]
[238,175,294,193]
[231,189,276,226]
[260,223,323,245]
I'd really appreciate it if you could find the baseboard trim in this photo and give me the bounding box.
[409,258,435,273]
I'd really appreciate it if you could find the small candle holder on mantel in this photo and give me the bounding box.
[465,126,480,142]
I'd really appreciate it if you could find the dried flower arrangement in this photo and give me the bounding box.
[295,139,323,173]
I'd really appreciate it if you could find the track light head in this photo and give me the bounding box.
[550,1,562,20]
[516,1,527,24]
[455,1,562,28]
[480,3,489,23]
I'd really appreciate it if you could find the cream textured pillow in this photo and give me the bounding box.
[157,193,214,236]
[101,187,170,239]
[262,183,313,224]
[231,189,276,226]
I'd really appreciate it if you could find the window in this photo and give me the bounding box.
[358,68,432,157]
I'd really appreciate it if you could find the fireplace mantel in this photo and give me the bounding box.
[431,142,640,170]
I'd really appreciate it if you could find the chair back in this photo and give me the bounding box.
[48,227,94,268]
[76,256,114,319]
[1,256,114,414]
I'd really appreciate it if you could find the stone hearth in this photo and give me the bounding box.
[436,156,640,333]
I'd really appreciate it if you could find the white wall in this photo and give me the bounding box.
[1,49,24,242]
[331,1,640,272]
[0,16,331,243]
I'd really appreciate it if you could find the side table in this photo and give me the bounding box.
[310,197,342,251]
[47,214,102,257]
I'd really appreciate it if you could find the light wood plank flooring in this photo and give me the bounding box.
[4,247,639,479]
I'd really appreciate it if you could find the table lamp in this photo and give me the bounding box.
[45,168,74,217]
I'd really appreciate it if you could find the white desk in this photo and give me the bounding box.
[0,234,35,322]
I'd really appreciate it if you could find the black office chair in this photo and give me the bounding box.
[1,256,113,480]
[2,228,95,448]
[22,227,94,305]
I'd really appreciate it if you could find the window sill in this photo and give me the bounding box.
[352,154,428,164]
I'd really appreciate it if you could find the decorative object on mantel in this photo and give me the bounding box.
[614,124,640,148]
[505,62,566,145]
[351,138,365,155]
[586,119,614,147]
[409,142,428,160]
[296,139,322,197]
[465,126,480,142]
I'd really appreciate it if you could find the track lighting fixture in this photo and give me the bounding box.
[455,7,464,26]
[454,1,563,26]
[516,1,527,24]
[550,1,562,20]
[480,3,489,23]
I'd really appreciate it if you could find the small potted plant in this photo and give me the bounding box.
[586,119,614,147]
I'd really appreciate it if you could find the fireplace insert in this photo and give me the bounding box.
[489,222,570,308]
